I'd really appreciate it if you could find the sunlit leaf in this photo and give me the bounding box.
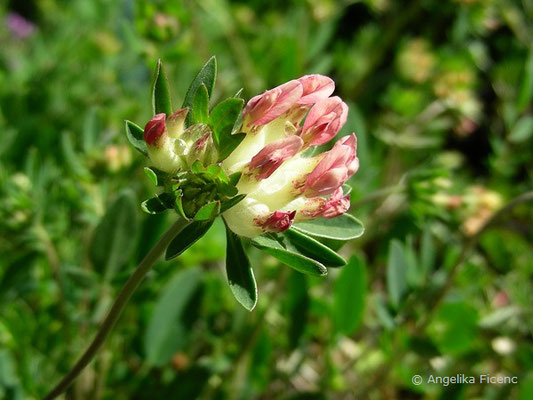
[151,59,172,116]
[292,214,364,240]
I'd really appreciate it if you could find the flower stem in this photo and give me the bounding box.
[43,217,191,400]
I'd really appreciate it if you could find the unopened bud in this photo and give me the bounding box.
[144,113,167,147]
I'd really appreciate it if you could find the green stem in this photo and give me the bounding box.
[43,218,191,400]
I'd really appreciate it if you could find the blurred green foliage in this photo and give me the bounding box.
[1,0,532,399]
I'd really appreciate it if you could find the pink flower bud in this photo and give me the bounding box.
[256,210,296,233]
[167,108,189,138]
[301,97,348,146]
[143,113,167,147]
[304,133,358,197]
[248,136,303,180]
[297,187,350,219]
[243,80,303,126]
[318,188,351,218]
[297,75,335,104]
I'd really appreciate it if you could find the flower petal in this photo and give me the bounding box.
[297,74,335,104]
[257,210,296,233]
[301,97,348,145]
[249,135,304,180]
[246,80,303,126]
[144,113,167,146]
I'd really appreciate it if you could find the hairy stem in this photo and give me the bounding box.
[43,218,190,400]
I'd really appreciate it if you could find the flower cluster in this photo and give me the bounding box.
[140,69,358,238]
[143,109,217,173]
[221,75,358,237]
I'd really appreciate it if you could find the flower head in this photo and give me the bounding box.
[222,76,358,237]
[6,13,36,39]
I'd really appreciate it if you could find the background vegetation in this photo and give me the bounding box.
[1,0,532,399]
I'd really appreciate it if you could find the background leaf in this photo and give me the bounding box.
[89,190,139,281]
[144,268,202,366]
[386,240,408,310]
[334,255,367,335]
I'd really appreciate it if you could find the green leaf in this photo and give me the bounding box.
[209,98,244,158]
[405,236,423,288]
[144,167,158,186]
[205,164,224,179]
[165,220,214,260]
[216,181,238,197]
[151,59,172,116]
[283,229,346,267]
[174,193,188,220]
[89,190,139,280]
[194,201,220,221]
[420,227,435,275]
[191,160,205,173]
[61,132,90,179]
[285,271,309,348]
[386,240,408,309]
[509,115,533,143]
[374,296,396,330]
[218,132,245,161]
[192,84,209,124]
[292,214,364,240]
[183,57,217,125]
[125,120,147,156]
[427,302,479,356]
[141,197,167,215]
[228,172,242,186]
[334,255,367,335]
[220,194,246,213]
[517,48,533,112]
[225,225,257,311]
[342,184,352,195]
[144,268,202,366]
[251,235,327,277]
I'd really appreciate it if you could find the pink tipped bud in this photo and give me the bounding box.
[304,133,358,197]
[144,113,167,146]
[167,108,189,138]
[256,210,296,233]
[301,97,348,146]
[297,188,350,220]
[248,136,303,180]
[318,188,350,218]
[297,75,335,104]
[244,80,303,126]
